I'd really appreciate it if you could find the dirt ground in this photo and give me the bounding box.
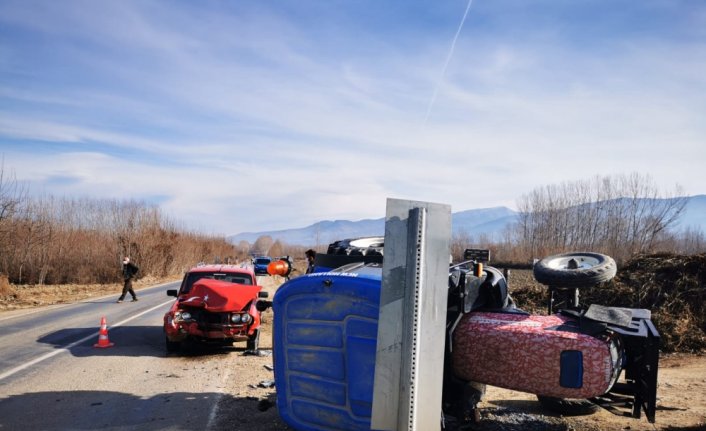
[469,352,706,431]
[2,274,705,430]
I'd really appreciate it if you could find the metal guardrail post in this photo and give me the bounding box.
[371,198,451,431]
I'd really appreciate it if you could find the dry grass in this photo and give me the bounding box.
[0,258,309,312]
[0,274,14,297]
[0,276,179,311]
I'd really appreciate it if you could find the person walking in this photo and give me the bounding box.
[117,256,139,303]
[305,249,316,274]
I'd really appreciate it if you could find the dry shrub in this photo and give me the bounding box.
[0,274,13,297]
[606,253,706,352]
[616,254,706,352]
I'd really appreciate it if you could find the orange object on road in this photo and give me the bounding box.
[93,316,115,348]
[267,259,291,277]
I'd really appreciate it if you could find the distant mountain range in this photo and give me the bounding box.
[229,195,706,246]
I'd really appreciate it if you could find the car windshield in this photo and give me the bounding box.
[255,258,271,264]
[181,271,254,294]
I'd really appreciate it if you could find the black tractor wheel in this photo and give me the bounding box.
[247,328,260,352]
[536,395,600,415]
[533,252,616,288]
[326,237,384,256]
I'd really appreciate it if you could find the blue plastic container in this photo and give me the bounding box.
[273,267,382,431]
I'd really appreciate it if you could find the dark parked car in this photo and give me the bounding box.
[253,256,272,275]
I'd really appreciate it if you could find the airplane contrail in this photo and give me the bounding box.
[423,0,474,126]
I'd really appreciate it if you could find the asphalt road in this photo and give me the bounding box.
[0,281,254,431]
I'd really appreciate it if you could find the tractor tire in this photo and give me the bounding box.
[327,237,384,256]
[536,395,600,416]
[533,252,616,288]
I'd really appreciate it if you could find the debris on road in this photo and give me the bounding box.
[258,379,275,388]
[244,349,272,357]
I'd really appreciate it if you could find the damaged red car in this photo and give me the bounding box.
[163,264,268,353]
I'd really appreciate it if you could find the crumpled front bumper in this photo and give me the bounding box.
[165,317,250,342]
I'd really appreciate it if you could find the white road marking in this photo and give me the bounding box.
[206,363,234,431]
[0,299,174,382]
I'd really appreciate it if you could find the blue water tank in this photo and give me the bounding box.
[273,265,381,431]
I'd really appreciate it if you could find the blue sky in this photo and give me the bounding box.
[1,0,705,235]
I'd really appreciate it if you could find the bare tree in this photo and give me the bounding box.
[269,240,285,258]
[513,173,688,262]
[0,161,26,277]
[0,179,239,285]
[252,235,274,256]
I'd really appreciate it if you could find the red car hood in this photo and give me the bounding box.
[178,278,261,311]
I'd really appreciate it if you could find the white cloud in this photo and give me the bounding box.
[1,1,705,236]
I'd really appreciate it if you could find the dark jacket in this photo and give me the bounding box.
[123,262,139,280]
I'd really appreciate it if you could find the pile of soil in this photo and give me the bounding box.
[507,253,706,353]
[608,253,706,353]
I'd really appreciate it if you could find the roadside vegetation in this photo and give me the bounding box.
[0,164,246,288]
[451,173,702,264]
[1,164,703,352]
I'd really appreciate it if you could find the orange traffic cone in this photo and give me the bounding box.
[94,316,115,348]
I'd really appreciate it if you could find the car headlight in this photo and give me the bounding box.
[231,314,242,323]
[241,314,252,324]
[181,312,192,321]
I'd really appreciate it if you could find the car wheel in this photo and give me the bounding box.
[533,252,616,288]
[165,336,181,353]
[536,395,600,415]
[247,328,260,352]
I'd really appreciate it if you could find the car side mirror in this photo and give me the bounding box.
[258,291,269,298]
[256,300,273,312]
[167,289,178,297]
